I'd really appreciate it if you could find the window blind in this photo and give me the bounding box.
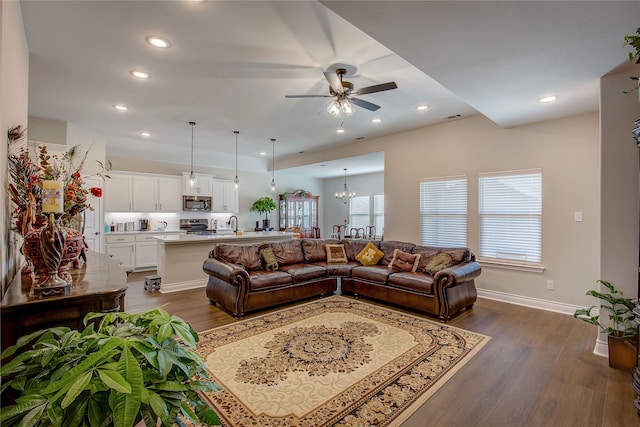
[349,195,370,229]
[419,177,467,246]
[478,170,542,263]
[373,194,384,234]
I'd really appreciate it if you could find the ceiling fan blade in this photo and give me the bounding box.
[352,81,398,96]
[285,94,333,98]
[350,97,381,111]
[324,71,344,94]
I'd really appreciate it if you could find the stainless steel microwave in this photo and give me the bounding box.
[183,196,212,212]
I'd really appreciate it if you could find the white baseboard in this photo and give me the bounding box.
[477,288,608,359]
[159,279,207,293]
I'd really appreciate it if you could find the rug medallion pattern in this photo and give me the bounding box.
[196,296,489,426]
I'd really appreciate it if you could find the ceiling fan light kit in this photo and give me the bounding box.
[286,67,397,117]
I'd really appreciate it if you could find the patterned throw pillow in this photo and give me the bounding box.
[388,249,421,272]
[326,244,348,264]
[260,246,279,271]
[424,252,454,275]
[355,242,384,266]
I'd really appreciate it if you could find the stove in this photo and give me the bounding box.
[180,218,216,235]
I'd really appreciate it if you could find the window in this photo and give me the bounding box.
[349,196,370,229]
[419,176,467,246]
[478,169,542,264]
[349,194,384,235]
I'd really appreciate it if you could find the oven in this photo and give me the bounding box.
[180,218,217,235]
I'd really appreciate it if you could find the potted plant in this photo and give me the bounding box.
[0,308,220,427]
[573,280,638,371]
[250,196,277,229]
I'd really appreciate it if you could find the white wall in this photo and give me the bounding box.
[1,0,29,294]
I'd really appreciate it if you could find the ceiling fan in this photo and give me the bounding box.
[285,68,398,116]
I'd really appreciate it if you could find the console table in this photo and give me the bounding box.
[1,251,128,352]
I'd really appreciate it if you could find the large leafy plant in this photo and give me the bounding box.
[573,280,638,339]
[0,308,220,427]
[250,196,277,220]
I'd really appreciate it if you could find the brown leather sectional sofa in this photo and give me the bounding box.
[202,238,481,321]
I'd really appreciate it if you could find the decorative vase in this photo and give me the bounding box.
[22,227,85,288]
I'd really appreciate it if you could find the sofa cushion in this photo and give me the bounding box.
[343,239,381,261]
[311,261,360,277]
[301,238,340,263]
[388,249,421,272]
[326,244,347,263]
[216,243,262,271]
[270,240,305,266]
[413,246,471,272]
[351,265,392,283]
[279,264,327,284]
[249,270,292,291]
[387,272,434,294]
[355,242,385,266]
[260,246,279,271]
[379,241,416,266]
[424,252,454,275]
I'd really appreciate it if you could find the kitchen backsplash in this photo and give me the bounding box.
[104,211,234,232]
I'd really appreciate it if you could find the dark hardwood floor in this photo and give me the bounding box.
[125,272,639,427]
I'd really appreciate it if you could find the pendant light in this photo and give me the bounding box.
[188,121,196,186]
[233,131,240,189]
[335,168,356,204]
[270,138,276,193]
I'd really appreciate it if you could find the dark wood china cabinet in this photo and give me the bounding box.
[279,190,320,238]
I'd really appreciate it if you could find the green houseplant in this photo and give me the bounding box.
[0,308,220,427]
[573,280,638,371]
[250,196,277,229]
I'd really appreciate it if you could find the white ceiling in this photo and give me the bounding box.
[20,1,639,178]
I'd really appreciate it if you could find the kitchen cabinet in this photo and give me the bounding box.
[279,192,319,238]
[132,176,181,212]
[183,172,213,196]
[104,174,132,212]
[105,234,135,270]
[211,179,238,212]
[105,232,186,271]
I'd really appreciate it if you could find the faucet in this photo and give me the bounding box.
[227,215,238,232]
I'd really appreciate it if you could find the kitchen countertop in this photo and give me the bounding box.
[104,230,186,235]
[154,231,294,245]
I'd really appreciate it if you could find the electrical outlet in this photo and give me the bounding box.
[546,280,555,290]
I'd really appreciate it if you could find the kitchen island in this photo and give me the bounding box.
[154,231,294,292]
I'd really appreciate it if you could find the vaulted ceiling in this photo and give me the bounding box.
[20,1,639,178]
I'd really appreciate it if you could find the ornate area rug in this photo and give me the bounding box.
[196,296,490,426]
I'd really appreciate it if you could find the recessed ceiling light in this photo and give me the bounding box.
[140,131,151,137]
[259,151,266,157]
[416,105,429,111]
[130,70,150,79]
[538,95,557,103]
[146,36,171,48]
[113,104,129,112]
[371,118,382,123]
[336,128,345,134]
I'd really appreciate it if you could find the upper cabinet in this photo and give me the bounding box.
[211,179,238,213]
[104,174,133,212]
[183,172,213,196]
[132,176,181,212]
[105,173,181,213]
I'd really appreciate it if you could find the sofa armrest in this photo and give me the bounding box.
[434,261,482,288]
[203,257,250,286]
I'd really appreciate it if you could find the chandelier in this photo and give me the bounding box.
[335,168,356,204]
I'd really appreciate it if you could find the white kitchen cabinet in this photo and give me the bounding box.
[132,176,181,212]
[135,234,158,269]
[104,174,132,212]
[183,172,213,196]
[105,234,135,270]
[211,179,238,212]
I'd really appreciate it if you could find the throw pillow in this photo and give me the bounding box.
[260,246,279,271]
[355,242,384,266]
[424,252,454,275]
[326,244,347,264]
[388,249,421,272]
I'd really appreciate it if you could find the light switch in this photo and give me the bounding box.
[574,211,583,222]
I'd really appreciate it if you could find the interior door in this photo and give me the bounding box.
[83,177,102,252]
